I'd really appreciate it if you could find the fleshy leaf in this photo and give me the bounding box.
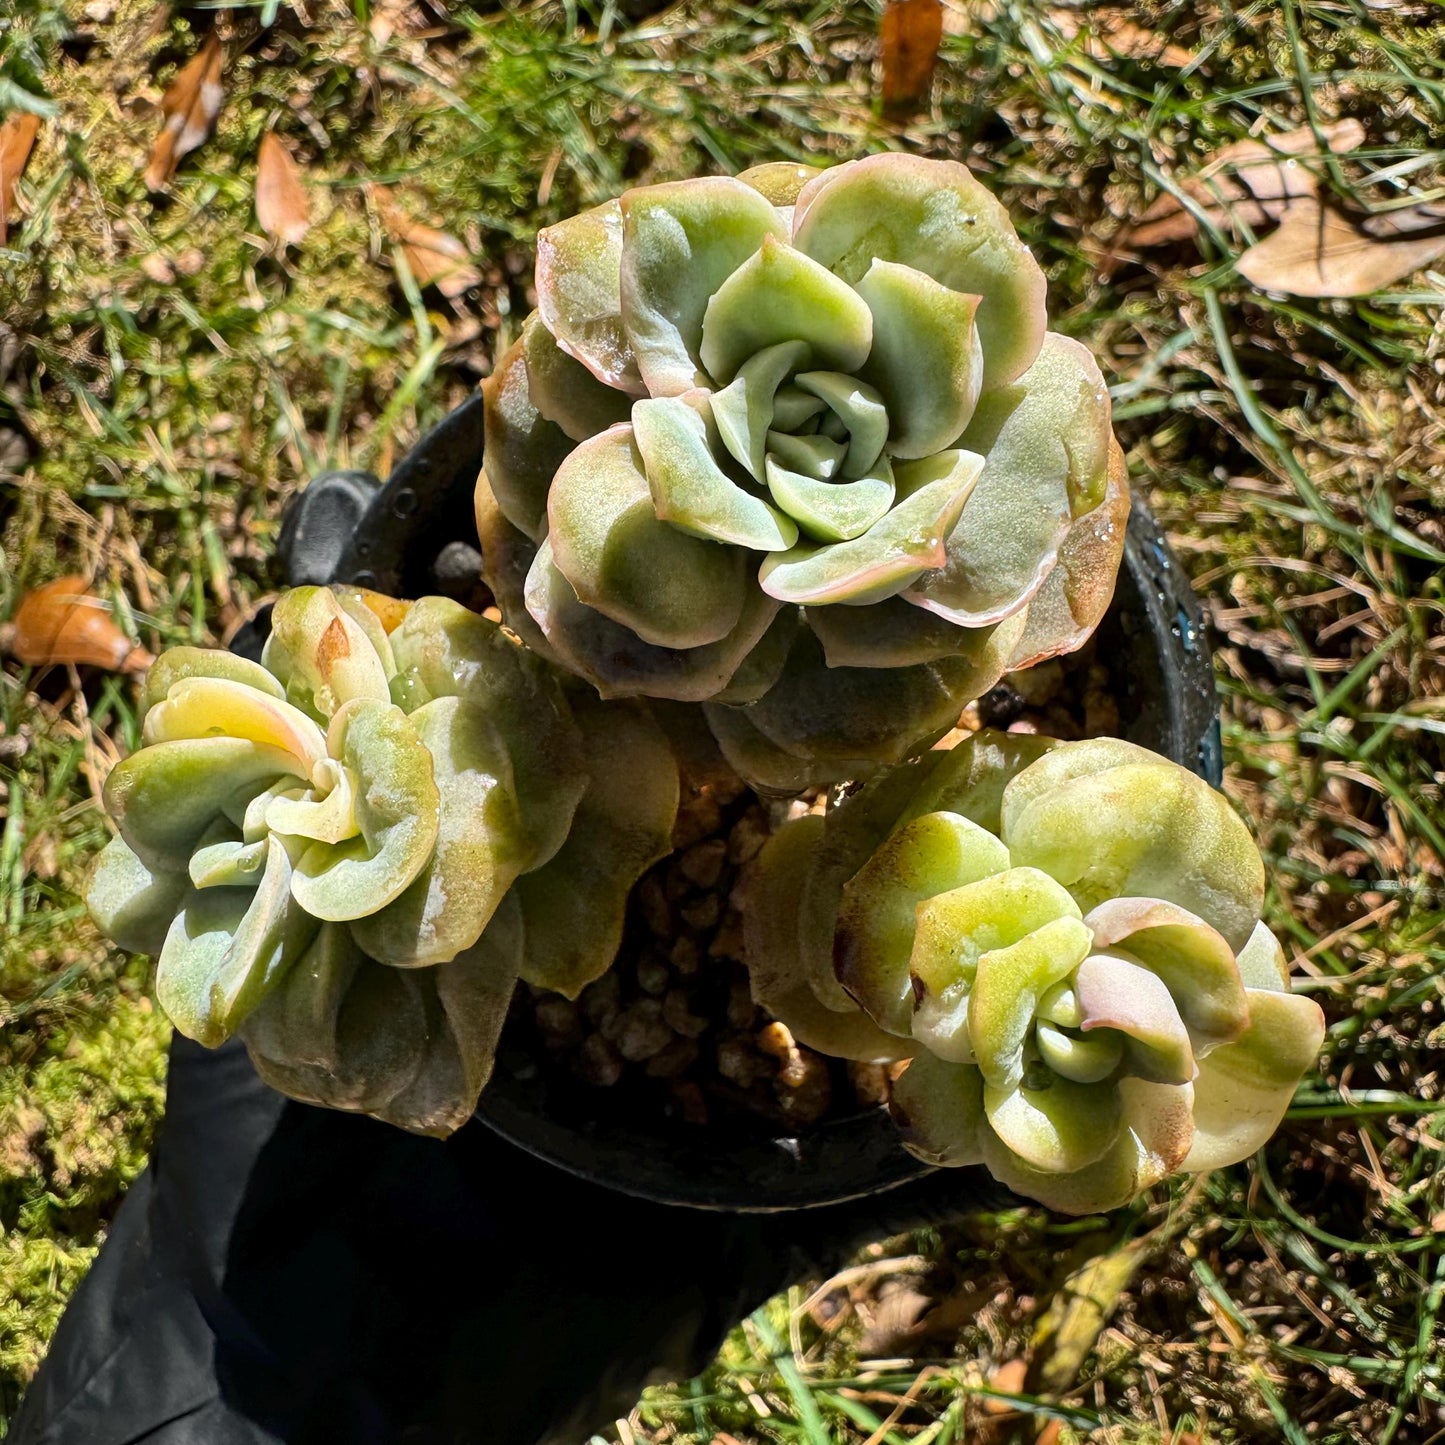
[264,758,359,846]
[772,386,826,432]
[143,676,327,773]
[403,930,521,1133]
[1234,920,1291,992]
[792,152,1046,390]
[263,586,393,721]
[289,699,440,923]
[906,334,1112,626]
[744,815,916,1062]
[140,647,284,722]
[535,199,644,394]
[347,695,521,967]
[1001,743,1266,951]
[386,596,586,875]
[335,587,412,638]
[247,944,429,1113]
[240,921,361,1072]
[759,450,982,606]
[478,335,575,542]
[708,624,1007,787]
[711,340,812,482]
[1074,950,1196,1085]
[189,826,269,888]
[738,161,823,207]
[806,756,952,1003]
[906,830,1038,1004]
[243,921,520,1136]
[703,702,860,795]
[104,737,305,873]
[763,453,894,544]
[895,727,1057,835]
[983,1074,1122,1174]
[634,393,798,550]
[1084,897,1250,1049]
[525,538,783,703]
[1006,439,1130,671]
[473,480,559,664]
[331,587,399,677]
[512,698,678,998]
[964,893,1090,1090]
[547,424,751,649]
[890,1053,987,1167]
[766,430,846,480]
[1182,988,1325,1172]
[699,235,873,386]
[709,607,801,706]
[1035,1019,1123,1083]
[836,811,1012,1036]
[619,177,785,396]
[157,835,319,1046]
[980,1076,1195,1213]
[87,835,192,955]
[854,259,983,459]
[521,310,633,443]
[793,370,889,477]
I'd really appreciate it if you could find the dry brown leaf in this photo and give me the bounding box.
[0,112,40,245]
[368,184,482,298]
[1051,9,1196,68]
[857,1283,934,1355]
[9,577,153,673]
[255,131,310,245]
[144,30,224,193]
[880,0,944,111]
[1107,120,1364,266]
[1236,196,1445,298]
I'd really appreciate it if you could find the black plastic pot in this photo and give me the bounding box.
[282,397,1221,1215]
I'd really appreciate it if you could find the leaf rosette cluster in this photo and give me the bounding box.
[87,585,677,1134]
[744,731,1325,1213]
[475,154,1130,791]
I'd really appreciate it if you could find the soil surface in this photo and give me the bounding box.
[496,636,1120,1136]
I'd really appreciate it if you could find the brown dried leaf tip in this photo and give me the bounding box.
[10,577,153,673]
[0,112,40,245]
[368,183,482,299]
[144,30,224,193]
[255,131,310,245]
[880,0,944,112]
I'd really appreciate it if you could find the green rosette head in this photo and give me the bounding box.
[87,585,677,1135]
[743,731,1325,1213]
[477,154,1131,791]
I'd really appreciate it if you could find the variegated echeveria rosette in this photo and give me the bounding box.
[743,731,1326,1214]
[86,585,677,1135]
[475,153,1131,793]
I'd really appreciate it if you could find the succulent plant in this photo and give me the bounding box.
[87,585,677,1134]
[744,731,1325,1213]
[476,153,1130,791]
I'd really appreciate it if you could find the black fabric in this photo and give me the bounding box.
[12,1034,998,1445]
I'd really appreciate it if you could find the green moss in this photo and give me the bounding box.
[0,986,168,1412]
